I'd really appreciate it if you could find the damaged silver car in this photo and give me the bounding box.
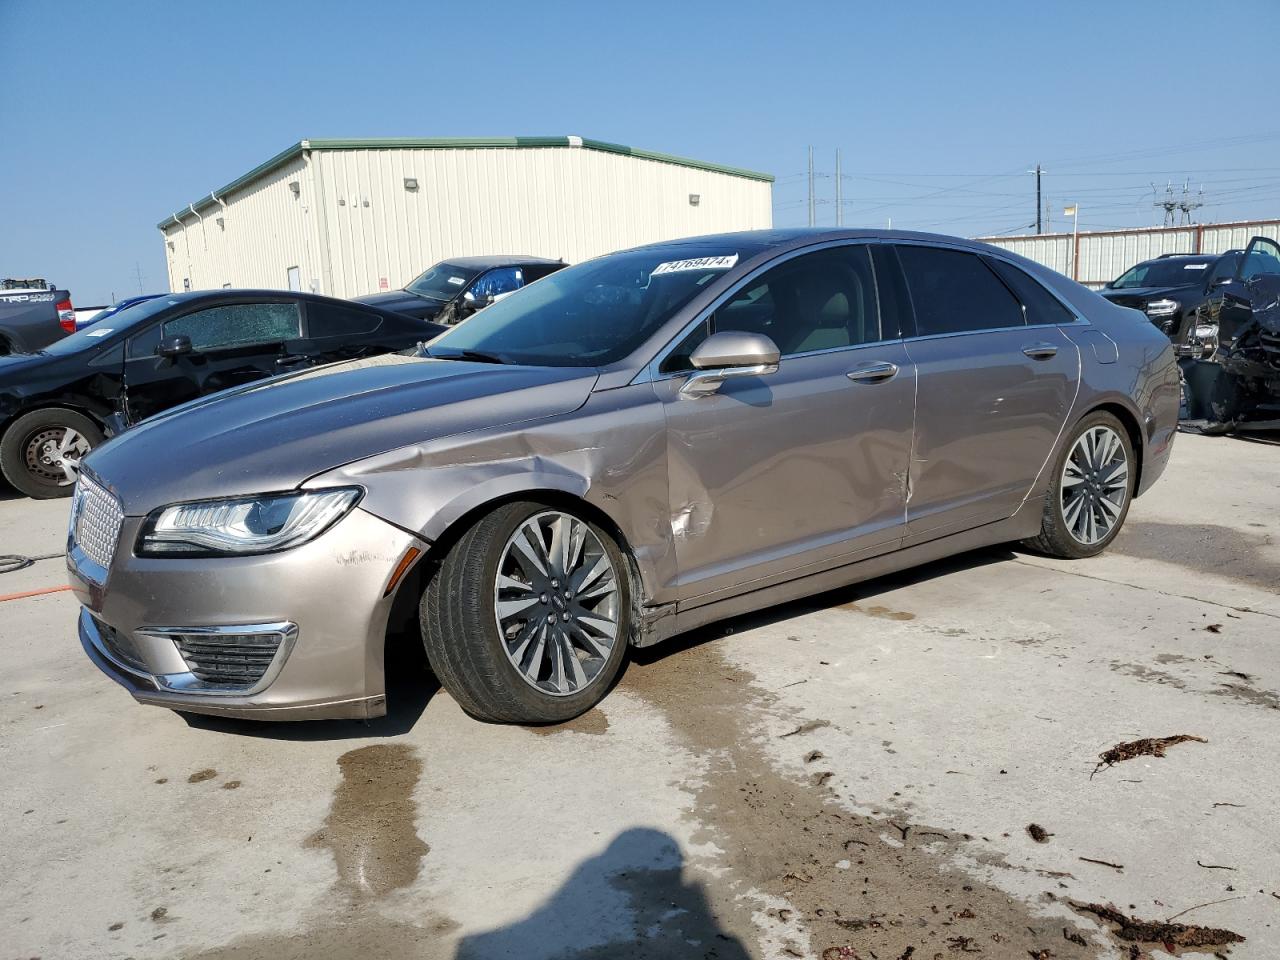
[70,229,1179,724]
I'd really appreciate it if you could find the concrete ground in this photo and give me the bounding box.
[1,431,1277,960]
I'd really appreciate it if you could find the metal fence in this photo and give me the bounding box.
[974,219,1280,289]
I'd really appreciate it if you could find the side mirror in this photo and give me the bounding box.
[680,331,780,397]
[156,334,193,358]
[459,292,493,316]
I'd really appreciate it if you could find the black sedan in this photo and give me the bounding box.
[0,290,444,498]
[355,255,565,324]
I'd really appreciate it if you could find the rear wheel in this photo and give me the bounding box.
[421,501,631,724]
[0,409,102,499]
[1022,410,1134,559]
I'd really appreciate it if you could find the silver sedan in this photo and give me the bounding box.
[70,229,1179,724]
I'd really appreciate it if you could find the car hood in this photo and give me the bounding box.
[1100,284,1193,304]
[352,289,445,320]
[84,353,599,515]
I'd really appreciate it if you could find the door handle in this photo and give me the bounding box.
[846,361,899,383]
[1022,343,1058,360]
[275,355,308,369]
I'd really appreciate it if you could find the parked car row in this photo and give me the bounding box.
[0,255,568,499]
[66,228,1179,726]
[1100,236,1280,430]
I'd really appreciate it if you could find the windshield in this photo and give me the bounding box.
[1112,259,1210,289]
[427,248,743,367]
[40,295,184,356]
[405,262,483,300]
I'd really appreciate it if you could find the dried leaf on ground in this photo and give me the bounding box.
[1073,901,1244,951]
[1027,823,1051,843]
[1091,735,1207,777]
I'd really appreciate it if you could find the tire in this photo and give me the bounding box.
[421,501,632,724]
[1022,410,1135,559]
[0,409,103,499]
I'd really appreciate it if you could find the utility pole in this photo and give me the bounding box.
[807,146,815,227]
[1028,165,1044,234]
[835,148,842,227]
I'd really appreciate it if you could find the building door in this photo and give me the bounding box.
[286,266,302,291]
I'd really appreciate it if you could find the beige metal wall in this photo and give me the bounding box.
[161,154,319,293]
[977,219,1280,289]
[161,144,773,299]
[310,144,773,299]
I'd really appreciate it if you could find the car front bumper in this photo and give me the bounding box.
[70,507,427,721]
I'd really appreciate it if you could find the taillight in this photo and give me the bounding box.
[56,298,75,333]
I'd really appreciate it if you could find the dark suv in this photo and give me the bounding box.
[1100,251,1242,357]
[355,256,566,325]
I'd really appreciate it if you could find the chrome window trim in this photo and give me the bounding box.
[137,621,299,697]
[639,238,895,385]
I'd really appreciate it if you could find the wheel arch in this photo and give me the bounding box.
[381,483,648,667]
[0,402,109,445]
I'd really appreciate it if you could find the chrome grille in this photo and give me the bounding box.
[72,474,124,570]
[170,630,286,687]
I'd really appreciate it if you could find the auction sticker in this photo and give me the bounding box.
[652,254,739,275]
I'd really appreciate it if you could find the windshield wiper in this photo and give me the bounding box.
[429,348,508,364]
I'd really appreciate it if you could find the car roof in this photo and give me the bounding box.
[615,227,1029,259]
[437,255,565,269]
[146,289,409,314]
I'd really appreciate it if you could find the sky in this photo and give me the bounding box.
[3,0,1279,304]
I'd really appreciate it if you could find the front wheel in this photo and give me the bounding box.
[0,409,103,499]
[1022,411,1135,559]
[421,501,631,724]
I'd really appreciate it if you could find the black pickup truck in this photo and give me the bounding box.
[0,280,76,354]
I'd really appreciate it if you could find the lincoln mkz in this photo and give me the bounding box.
[69,229,1178,724]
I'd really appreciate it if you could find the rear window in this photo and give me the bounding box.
[896,246,1025,336]
[984,257,1075,326]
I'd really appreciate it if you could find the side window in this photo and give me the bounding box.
[523,264,563,283]
[984,257,1075,325]
[163,302,301,352]
[661,247,881,372]
[896,246,1025,335]
[127,323,163,359]
[307,304,383,338]
[1209,254,1240,285]
[468,267,524,300]
[1241,238,1280,281]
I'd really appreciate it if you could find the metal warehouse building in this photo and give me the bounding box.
[158,136,774,298]
[976,218,1280,289]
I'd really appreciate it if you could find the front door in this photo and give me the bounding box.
[656,244,915,604]
[122,300,303,423]
[890,244,1081,543]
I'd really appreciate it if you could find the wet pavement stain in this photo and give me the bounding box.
[305,743,429,900]
[840,601,916,621]
[524,708,609,736]
[187,769,217,783]
[621,636,1095,959]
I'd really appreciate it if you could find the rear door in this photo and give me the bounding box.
[122,300,303,423]
[890,244,1080,543]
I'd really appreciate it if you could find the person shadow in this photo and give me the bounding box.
[454,827,751,960]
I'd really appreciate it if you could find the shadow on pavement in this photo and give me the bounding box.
[454,827,750,960]
[178,623,437,741]
[633,544,1018,667]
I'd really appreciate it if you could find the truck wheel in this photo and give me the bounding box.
[421,501,630,724]
[0,409,103,499]
[1022,410,1134,559]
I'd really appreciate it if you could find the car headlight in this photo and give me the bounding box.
[1145,299,1180,318]
[137,488,361,557]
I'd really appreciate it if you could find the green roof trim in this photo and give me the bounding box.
[158,136,773,228]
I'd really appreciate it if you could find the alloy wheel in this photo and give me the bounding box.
[23,426,89,486]
[493,511,620,697]
[1060,425,1128,545]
